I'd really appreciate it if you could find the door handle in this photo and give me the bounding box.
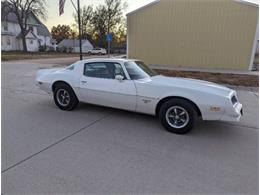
[81,81,87,84]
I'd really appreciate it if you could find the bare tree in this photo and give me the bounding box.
[92,0,127,47]
[3,0,47,52]
[106,0,123,34]
[72,5,94,38]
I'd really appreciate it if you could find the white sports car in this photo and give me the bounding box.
[36,58,243,134]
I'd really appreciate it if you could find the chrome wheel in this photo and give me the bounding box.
[56,89,70,107]
[166,106,189,129]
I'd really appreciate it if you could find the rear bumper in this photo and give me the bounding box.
[220,102,243,122]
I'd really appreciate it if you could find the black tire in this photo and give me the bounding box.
[159,99,198,134]
[53,83,79,111]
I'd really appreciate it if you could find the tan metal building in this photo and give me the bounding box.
[127,0,259,70]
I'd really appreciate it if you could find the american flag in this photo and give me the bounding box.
[59,0,66,15]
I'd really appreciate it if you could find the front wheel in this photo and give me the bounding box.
[53,83,79,111]
[159,99,198,134]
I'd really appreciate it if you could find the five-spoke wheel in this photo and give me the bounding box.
[166,106,190,129]
[159,99,198,134]
[56,89,71,107]
[53,83,79,111]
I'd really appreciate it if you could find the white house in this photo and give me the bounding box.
[58,39,93,53]
[1,9,53,52]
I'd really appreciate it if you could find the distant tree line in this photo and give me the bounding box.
[51,0,127,48]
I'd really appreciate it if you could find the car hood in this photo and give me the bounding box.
[36,68,64,78]
[148,75,233,97]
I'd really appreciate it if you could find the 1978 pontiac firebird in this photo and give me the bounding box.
[36,58,243,134]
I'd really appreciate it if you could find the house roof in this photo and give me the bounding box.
[2,12,18,23]
[37,25,51,36]
[58,39,93,47]
[126,0,258,16]
[126,0,160,16]
[28,13,51,36]
[17,29,38,39]
[1,31,15,36]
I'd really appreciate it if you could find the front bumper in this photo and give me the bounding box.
[220,102,243,122]
[36,81,52,94]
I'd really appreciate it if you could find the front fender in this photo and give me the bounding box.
[160,88,227,120]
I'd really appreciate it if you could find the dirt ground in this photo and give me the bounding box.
[155,69,259,87]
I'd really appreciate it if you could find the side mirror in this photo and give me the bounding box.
[115,75,124,81]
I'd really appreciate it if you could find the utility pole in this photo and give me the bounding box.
[108,40,110,58]
[77,0,83,60]
[107,11,111,58]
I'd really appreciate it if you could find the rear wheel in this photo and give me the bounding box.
[53,83,78,111]
[159,99,198,134]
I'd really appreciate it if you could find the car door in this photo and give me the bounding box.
[79,62,137,111]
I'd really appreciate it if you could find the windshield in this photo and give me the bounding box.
[124,61,158,80]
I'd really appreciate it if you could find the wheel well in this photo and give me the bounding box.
[155,96,202,117]
[52,81,72,92]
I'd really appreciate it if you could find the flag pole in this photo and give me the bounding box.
[77,0,83,60]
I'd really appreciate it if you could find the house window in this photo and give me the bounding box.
[7,37,11,45]
[30,40,33,45]
[3,22,8,31]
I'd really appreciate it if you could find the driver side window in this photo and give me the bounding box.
[84,62,126,79]
[113,63,126,79]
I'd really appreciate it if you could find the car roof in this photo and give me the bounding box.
[76,58,139,64]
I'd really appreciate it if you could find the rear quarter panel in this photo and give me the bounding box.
[36,64,83,96]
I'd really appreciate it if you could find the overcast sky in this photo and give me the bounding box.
[45,0,259,30]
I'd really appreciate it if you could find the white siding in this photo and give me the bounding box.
[38,35,52,47]
[2,35,14,51]
[26,39,39,52]
[1,20,52,52]
[1,22,20,36]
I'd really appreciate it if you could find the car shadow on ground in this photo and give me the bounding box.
[73,102,245,140]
